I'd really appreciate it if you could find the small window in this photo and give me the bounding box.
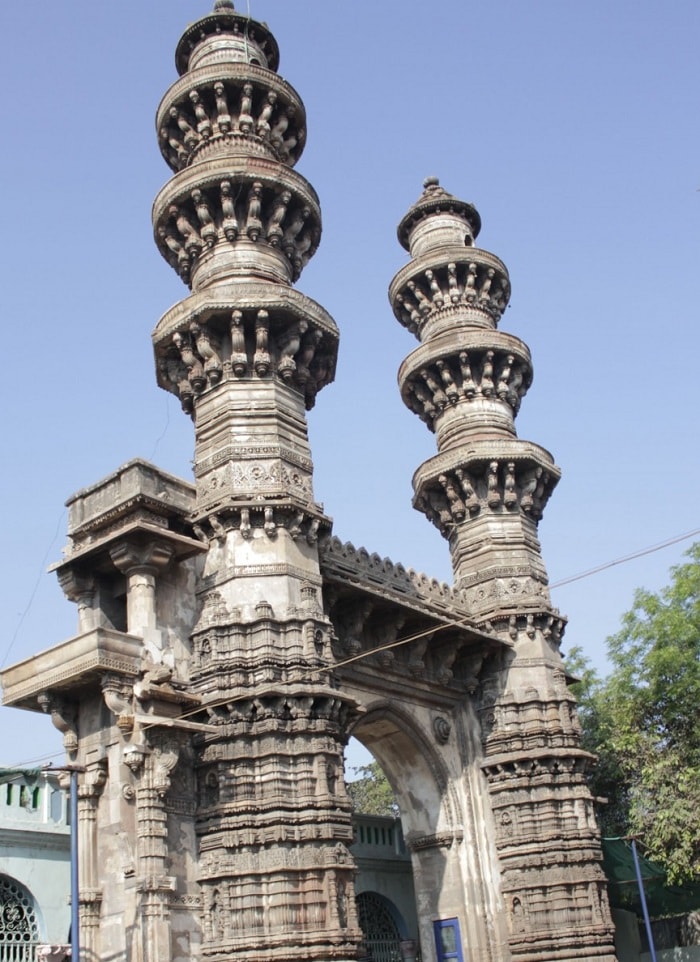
[434,918,464,962]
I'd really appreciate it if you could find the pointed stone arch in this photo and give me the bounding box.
[349,699,460,842]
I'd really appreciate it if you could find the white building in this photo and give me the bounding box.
[0,770,70,962]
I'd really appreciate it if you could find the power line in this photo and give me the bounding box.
[1,509,66,669]
[550,528,700,590]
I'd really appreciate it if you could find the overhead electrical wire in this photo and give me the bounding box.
[5,527,700,769]
[549,528,700,590]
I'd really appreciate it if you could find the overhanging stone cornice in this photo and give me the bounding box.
[53,521,205,578]
[0,628,143,712]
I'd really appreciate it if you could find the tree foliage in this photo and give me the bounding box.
[568,544,700,884]
[346,761,399,817]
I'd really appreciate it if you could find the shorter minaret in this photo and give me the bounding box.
[390,180,617,962]
[390,177,558,618]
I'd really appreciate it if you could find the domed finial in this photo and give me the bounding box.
[213,0,235,11]
[423,176,440,191]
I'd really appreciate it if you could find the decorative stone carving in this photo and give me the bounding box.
[432,715,451,744]
[38,694,78,753]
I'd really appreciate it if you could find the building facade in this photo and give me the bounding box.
[1,3,617,961]
[0,770,70,962]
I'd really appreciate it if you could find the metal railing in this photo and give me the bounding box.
[0,942,38,962]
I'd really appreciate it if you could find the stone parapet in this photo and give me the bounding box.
[63,459,196,547]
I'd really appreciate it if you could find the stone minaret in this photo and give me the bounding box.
[390,179,616,961]
[152,3,361,960]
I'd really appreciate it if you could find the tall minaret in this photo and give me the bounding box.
[152,4,361,959]
[390,180,617,961]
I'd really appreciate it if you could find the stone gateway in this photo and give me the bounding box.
[1,3,618,962]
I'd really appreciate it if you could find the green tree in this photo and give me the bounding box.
[566,646,630,837]
[568,544,700,884]
[346,760,399,817]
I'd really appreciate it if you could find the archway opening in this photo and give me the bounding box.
[345,706,454,961]
[356,890,408,962]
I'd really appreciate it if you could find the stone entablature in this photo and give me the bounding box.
[0,628,143,711]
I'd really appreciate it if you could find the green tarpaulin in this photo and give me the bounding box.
[0,768,42,785]
[603,838,700,918]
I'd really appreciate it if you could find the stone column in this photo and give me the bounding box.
[74,764,107,962]
[109,540,174,649]
[56,570,99,634]
[124,735,180,962]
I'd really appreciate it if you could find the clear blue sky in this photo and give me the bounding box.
[1,0,698,767]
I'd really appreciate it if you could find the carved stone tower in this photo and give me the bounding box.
[391,178,557,610]
[0,6,619,962]
[152,3,361,960]
[390,179,616,960]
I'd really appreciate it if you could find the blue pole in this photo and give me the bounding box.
[70,770,80,962]
[631,839,657,962]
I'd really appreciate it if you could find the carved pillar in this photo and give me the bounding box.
[109,540,175,648]
[125,734,180,962]
[57,570,99,634]
[64,764,107,962]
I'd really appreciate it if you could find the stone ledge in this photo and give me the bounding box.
[0,628,143,711]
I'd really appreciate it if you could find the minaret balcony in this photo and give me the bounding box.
[398,328,532,438]
[157,63,306,172]
[412,441,560,536]
[152,159,320,288]
[152,283,338,413]
[390,247,510,338]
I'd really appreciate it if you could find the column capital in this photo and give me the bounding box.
[109,539,176,575]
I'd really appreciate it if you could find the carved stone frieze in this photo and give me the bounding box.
[320,536,465,612]
[405,830,463,852]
